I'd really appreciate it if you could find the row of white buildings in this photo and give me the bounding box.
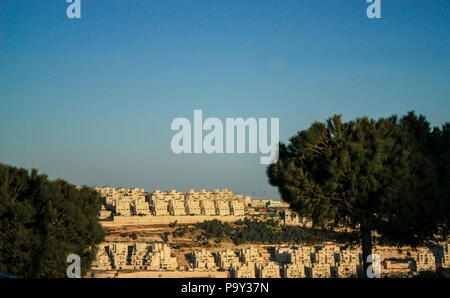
[190,243,450,278]
[92,242,450,277]
[94,187,278,217]
[93,242,178,271]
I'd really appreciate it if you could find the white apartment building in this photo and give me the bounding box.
[283,263,306,278]
[231,263,256,278]
[229,200,245,216]
[169,199,186,216]
[200,200,216,216]
[216,249,240,269]
[215,200,231,216]
[256,262,281,278]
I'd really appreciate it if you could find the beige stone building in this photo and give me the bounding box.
[229,200,245,216]
[169,199,186,216]
[115,199,132,216]
[143,243,178,271]
[149,190,166,201]
[200,199,216,216]
[314,249,336,267]
[231,263,256,278]
[337,249,361,278]
[338,249,360,264]
[256,262,281,278]
[250,200,267,209]
[215,200,231,216]
[235,195,252,207]
[109,243,129,270]
[216,249,240,269]
[95,242,178,271]
[283,263,306,278]
[192,249,216,270]
[96,186,257,220]
[152,201,169,216]
[130,242,148,270]
[130,187,145,196]
[185,198,201,215]
[150,189,183,202]
[132,197,150,216]
[212,188,235,201]
[289,246,313,266]
[239,247,262,265]
[92,244,112,270]
[416,250,436,272]
[311,263,331,278]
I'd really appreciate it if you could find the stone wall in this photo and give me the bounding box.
[100,215,246,226]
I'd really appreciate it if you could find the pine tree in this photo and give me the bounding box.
[0,164,105,277]
[267,112,449,277]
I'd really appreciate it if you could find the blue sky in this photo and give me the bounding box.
[1,0,449,199]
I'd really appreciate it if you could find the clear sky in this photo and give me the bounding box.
[1,1,449,199]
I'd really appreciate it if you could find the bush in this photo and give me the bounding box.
[194,218,358,246]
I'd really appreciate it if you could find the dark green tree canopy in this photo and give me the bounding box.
[267,112,449,275]
[0,164,105,277]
